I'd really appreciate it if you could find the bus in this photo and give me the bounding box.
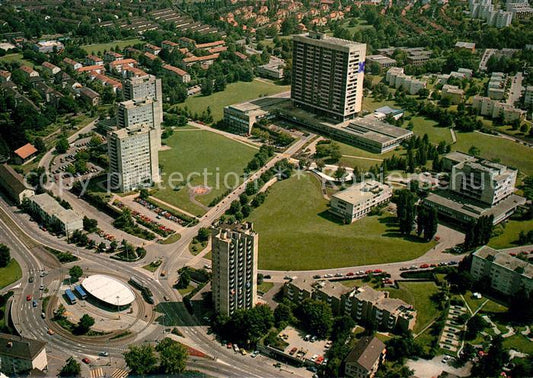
[74,285,87,300]
[65,289,77,304]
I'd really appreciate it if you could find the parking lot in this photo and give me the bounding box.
[50,136,104,187]
[439,304,468,353]
[279,326,330,367]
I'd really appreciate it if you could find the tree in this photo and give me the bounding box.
[82,217,98,233]
[472,335,508,377]
[396,190,417,235]
[69,265,83,282]
[196,227,210,243]
[124,344,158,375]
[176,269,190,289]
[465,314,487,340]
[56,136,69,154]
[75,314,95,335]
[0,244,10,268]
[139,189,150,199]
[34,137,46,152]
[468,145,480,157]
[59,357,81,377]
[295,298,333,338]
[156,338,188,375]
[274,303,293,327]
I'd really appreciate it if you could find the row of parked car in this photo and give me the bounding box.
[313,269,387,280]
[399,261,458,271]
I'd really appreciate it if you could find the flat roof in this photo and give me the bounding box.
[332,180,391,205]
[474,246,533,279]
[81,274,135,306]
[340,117,413,144]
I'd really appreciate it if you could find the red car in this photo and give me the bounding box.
[82,358,90,364]
[346,272,354,276]
[26,295,32,301]
[365,270,373,274]
[420,264,429,269]
[226,343,232,349]
[373,269,382,273]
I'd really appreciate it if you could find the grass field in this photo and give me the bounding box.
[384,281,441,333]
[175,79,290,122]
[248,173,434,270]
[489,219,533,249]
[410,116,452,144]
[0,259,22,289]
[0,53,34,68]
[159,233,182,245]
[258,282,274,294]
[81,39,142,54]
[453,131,533,175]
[503,334,533,354]
[154,127,257,216]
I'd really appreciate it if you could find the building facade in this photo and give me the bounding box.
[450,159,517,205]
[330,180,392,223]
[470,246,533,295]
[291,32,366,122]
[211,222,258,316]
[122,74,162,103]
[107,125,160,192]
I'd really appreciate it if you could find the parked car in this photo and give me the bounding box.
[82,358,90,364]
[47,328,55,335]
[99,351,109,357]
[313,275,321,279]
[32,300,37,307]
[26,295,32,301]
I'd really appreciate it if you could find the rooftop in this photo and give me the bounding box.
[14,143,37,159]
[294,32,366,51]
[0,333,46,361]
[474,246,533,279]
[345,336,385,371]
[339,117,413,144]
[81,274,135,306]
[332,180,392,206]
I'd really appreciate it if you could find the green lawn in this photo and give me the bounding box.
[258,282,274,294]
[0,53,34,67]
[159,233,182,245]
[453,132,533,175]
[461,291,507,314]
[489,219,533,249]
[81,39,143,54]
[503,334,533,354]
[361,97,397,113]
[384,281,441,333]
[0,259,22,289]
[178,284,195,296]
[249,173,434,270]
[154,127,257,216]
[175,79,290,122]
[410,116,452,144]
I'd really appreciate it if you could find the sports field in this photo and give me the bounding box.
[249,173,434,270]
[154,127,257,216]
[175,79,290,122]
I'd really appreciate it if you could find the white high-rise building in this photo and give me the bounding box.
[211,222,258,316]
[291,32,366,122]
[107,125,160,192]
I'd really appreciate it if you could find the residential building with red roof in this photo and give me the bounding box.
[13,143,38,164]
[19,66,39,79]
[104,51,124,62]
[109,58,137,73]
[0,70,11,82]
[85,55,104,66]
[77,65,106,74]
[42,61,61,75]
[162,64,191,83]
[63,58,82,70]
[182,54,219,67]
[144,43,162,55]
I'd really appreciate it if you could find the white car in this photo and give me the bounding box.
[233,344,239,352]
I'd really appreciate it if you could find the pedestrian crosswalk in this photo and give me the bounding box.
[89,368,104,378]
[111,368,129,378]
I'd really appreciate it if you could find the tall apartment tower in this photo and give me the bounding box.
[291,32,367,122]
[122,74,163,148]
[117,99,162,130]
[211,222,258,316]
[107,125,160,192]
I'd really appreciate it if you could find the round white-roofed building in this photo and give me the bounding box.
[81,274,136,309]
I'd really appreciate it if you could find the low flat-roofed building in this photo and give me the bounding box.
[366,54,397,68]
[13,143,38,164]
[470,246,533,295]
[344,336,386,378]
[257,61,284,80]
[0,333,47,374]
[33,40,64,53]
[374,106,404,120]
[223,94,290,135]
[330,180,392,223]
[455,41,476,52]
[278,103,413,154]
[424,190,525,226]
[0,164,35,204]
[28,193,83,235]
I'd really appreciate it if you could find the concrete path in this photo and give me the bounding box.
[450,128,457,143]
[482,315,501,335]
